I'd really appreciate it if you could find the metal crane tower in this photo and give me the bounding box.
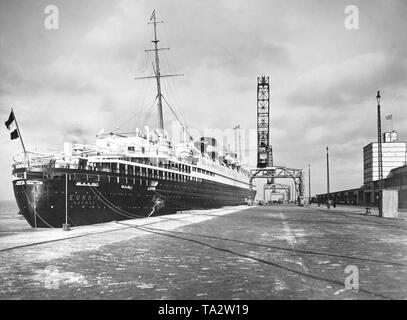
[249,75,304,206]
[257,75,273,168]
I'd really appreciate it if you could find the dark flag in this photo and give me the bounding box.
[5,110,15,128]
[5,110,19,140]
[11,129,19,140]
[150,9,155,21]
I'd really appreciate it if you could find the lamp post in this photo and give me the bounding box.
[326,146,330,206]
[308,164,311,205]
[377,91,383,217]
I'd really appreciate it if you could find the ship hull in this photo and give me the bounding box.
[12,168,251,228]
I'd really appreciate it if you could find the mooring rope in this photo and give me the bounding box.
[21,186,55,228]
[89,187,141,219]
[91,184,196,217]
[152,189,200,210]
[89,186,145,219]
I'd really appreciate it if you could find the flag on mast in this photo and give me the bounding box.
[150,9,155,21]
[5,110,19,140]
[385,115,392,120]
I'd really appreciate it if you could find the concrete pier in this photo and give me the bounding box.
[1,204,406,300]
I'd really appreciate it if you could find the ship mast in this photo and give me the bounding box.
[150,10,164,131]
[134,10,183,135]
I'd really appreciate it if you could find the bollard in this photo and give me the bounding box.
[365,207,371,215]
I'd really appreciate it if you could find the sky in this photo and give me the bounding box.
[0,0,407,200]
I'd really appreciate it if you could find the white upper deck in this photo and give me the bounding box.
[13,129,251,188]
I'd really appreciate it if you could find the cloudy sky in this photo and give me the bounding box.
[1,0,407,200]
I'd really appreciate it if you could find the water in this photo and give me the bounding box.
[0,200,32,235]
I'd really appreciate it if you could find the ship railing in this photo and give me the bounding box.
[12,151,56,168]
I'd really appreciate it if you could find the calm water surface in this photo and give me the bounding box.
[0,200,33,235]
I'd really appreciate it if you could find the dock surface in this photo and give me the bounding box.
[1,204,406,299]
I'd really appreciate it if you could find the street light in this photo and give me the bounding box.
[308,164,311,205]
[326,146,330,206]
[376,91,383,217]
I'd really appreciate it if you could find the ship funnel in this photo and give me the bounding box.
[64,142,72,157]
[200,137,218,161]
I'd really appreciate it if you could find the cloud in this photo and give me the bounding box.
[287,52,407,108]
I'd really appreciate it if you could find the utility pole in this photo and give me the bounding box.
[308,164,311,204]
[377,91,383,217]
[326,146,330,202]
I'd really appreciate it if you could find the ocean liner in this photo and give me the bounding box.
[7,11,254,228]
